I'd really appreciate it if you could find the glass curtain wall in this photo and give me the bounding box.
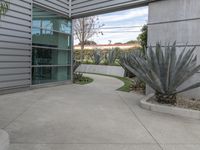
[32,6,72,85]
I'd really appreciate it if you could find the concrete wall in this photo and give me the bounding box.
[148,0,200,98]
[76,64,125,77]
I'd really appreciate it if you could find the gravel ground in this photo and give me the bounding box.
[148,96,200,111]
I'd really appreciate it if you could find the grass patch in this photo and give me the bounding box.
[74,76,94,85]
[114,76,133,92]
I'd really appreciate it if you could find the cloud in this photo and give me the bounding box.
[100,25,142,33]
[74,6,148,45]
[99,6,148,23]
[90,32,141,44]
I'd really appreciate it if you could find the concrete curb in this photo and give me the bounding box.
[0,130,9,150]
[140,94,200,120]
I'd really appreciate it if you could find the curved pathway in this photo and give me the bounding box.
[0,74,199,150]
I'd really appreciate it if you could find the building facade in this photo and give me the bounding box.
[0,0,200,97]
[0,0,73,93]
[32,6,72,85]
[148,0,200,98]
[0,0,149,94]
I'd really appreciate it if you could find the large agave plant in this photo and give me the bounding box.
[91,49,102,65]
[120,42,200,104]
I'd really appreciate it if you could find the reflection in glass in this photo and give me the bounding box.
[32,47,71,65]
[32,6,72,85]
[32,28,71,49]
[32,67,71,85]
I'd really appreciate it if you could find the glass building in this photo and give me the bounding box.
[32,7,72,85]
[2,0,198,98]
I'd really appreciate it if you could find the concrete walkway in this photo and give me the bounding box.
[0,74,199,150]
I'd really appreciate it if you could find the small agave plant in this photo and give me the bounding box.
[92,49,102,65]
[106,48,119,65]
[73,58,82,82]
[120,42,200,104]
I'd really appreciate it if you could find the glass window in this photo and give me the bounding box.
[32,67,71,85]
[33,7,71,34]
[32,47,71,65]
[32,28,71,49]
[32,6,72,85]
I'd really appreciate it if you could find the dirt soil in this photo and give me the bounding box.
[148,96,200,111]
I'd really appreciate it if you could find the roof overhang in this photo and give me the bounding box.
[70,0,157,19]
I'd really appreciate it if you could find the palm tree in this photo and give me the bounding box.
[120,42,200,104]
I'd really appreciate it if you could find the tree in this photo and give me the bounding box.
[137,25,148,52]
[126,40,138,44]
[114,42,122,45]
[78,40,97,45]
[73,17,104,62]
[0,1,9,18]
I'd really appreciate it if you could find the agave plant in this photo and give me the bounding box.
[120,42,200,104]
[119,52,136,78]
[106,48,119,65]
[73,58,82,82]
[131,77,145,91]
[73,59,81,73]
[0,1,9,18]
[91,49,102,65]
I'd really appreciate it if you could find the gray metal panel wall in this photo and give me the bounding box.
[33,0,70,16]
[0,0,32,91]
[71,0,149,18]
[0,0,71,93]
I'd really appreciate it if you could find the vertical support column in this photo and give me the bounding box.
[69,0,72,18]
[148,0,200,98]
[30,0,33,86]
[71,19,74,82]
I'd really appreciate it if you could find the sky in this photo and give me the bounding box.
[74,6,148,45]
